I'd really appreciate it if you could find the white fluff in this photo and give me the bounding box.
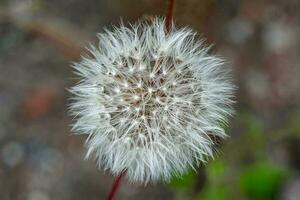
[69,18,235,184]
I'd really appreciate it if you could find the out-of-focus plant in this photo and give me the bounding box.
[239,162,288,200]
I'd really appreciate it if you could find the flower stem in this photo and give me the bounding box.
[165,0,175,32]
[107,170,127,200]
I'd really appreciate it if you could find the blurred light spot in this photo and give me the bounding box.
[39,148,64,174]
[2,141,25,167]
[281,178,300,200]
[263,21,297,53]
[245,69,271,100]
[27,190,49,200]
[226,18,254,45]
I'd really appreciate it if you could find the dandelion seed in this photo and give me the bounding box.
[69,18,235,184]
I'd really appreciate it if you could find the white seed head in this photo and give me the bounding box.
[69,18,235,184]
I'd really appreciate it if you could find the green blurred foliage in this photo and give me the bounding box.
[206,159,226,180]
[169,169,197,190]
[198,159,229,200]
[239,162,288,200]
[198,186,229,200]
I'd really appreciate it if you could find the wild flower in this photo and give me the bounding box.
[69,18,235,184]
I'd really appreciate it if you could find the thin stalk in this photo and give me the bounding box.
[106,170,127,200]
[165,0,175,32]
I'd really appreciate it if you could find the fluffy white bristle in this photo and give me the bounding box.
[69,18,235,184]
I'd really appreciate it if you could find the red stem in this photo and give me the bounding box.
[165,0,175,32]
[107,170,127,200]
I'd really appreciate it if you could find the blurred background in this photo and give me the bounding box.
[0,0,300,199]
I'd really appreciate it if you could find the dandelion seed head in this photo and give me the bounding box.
[69,18,235,183]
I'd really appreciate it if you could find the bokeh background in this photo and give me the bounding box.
[1,0,300,199]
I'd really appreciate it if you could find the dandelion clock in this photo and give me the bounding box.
[69,1,235,199]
